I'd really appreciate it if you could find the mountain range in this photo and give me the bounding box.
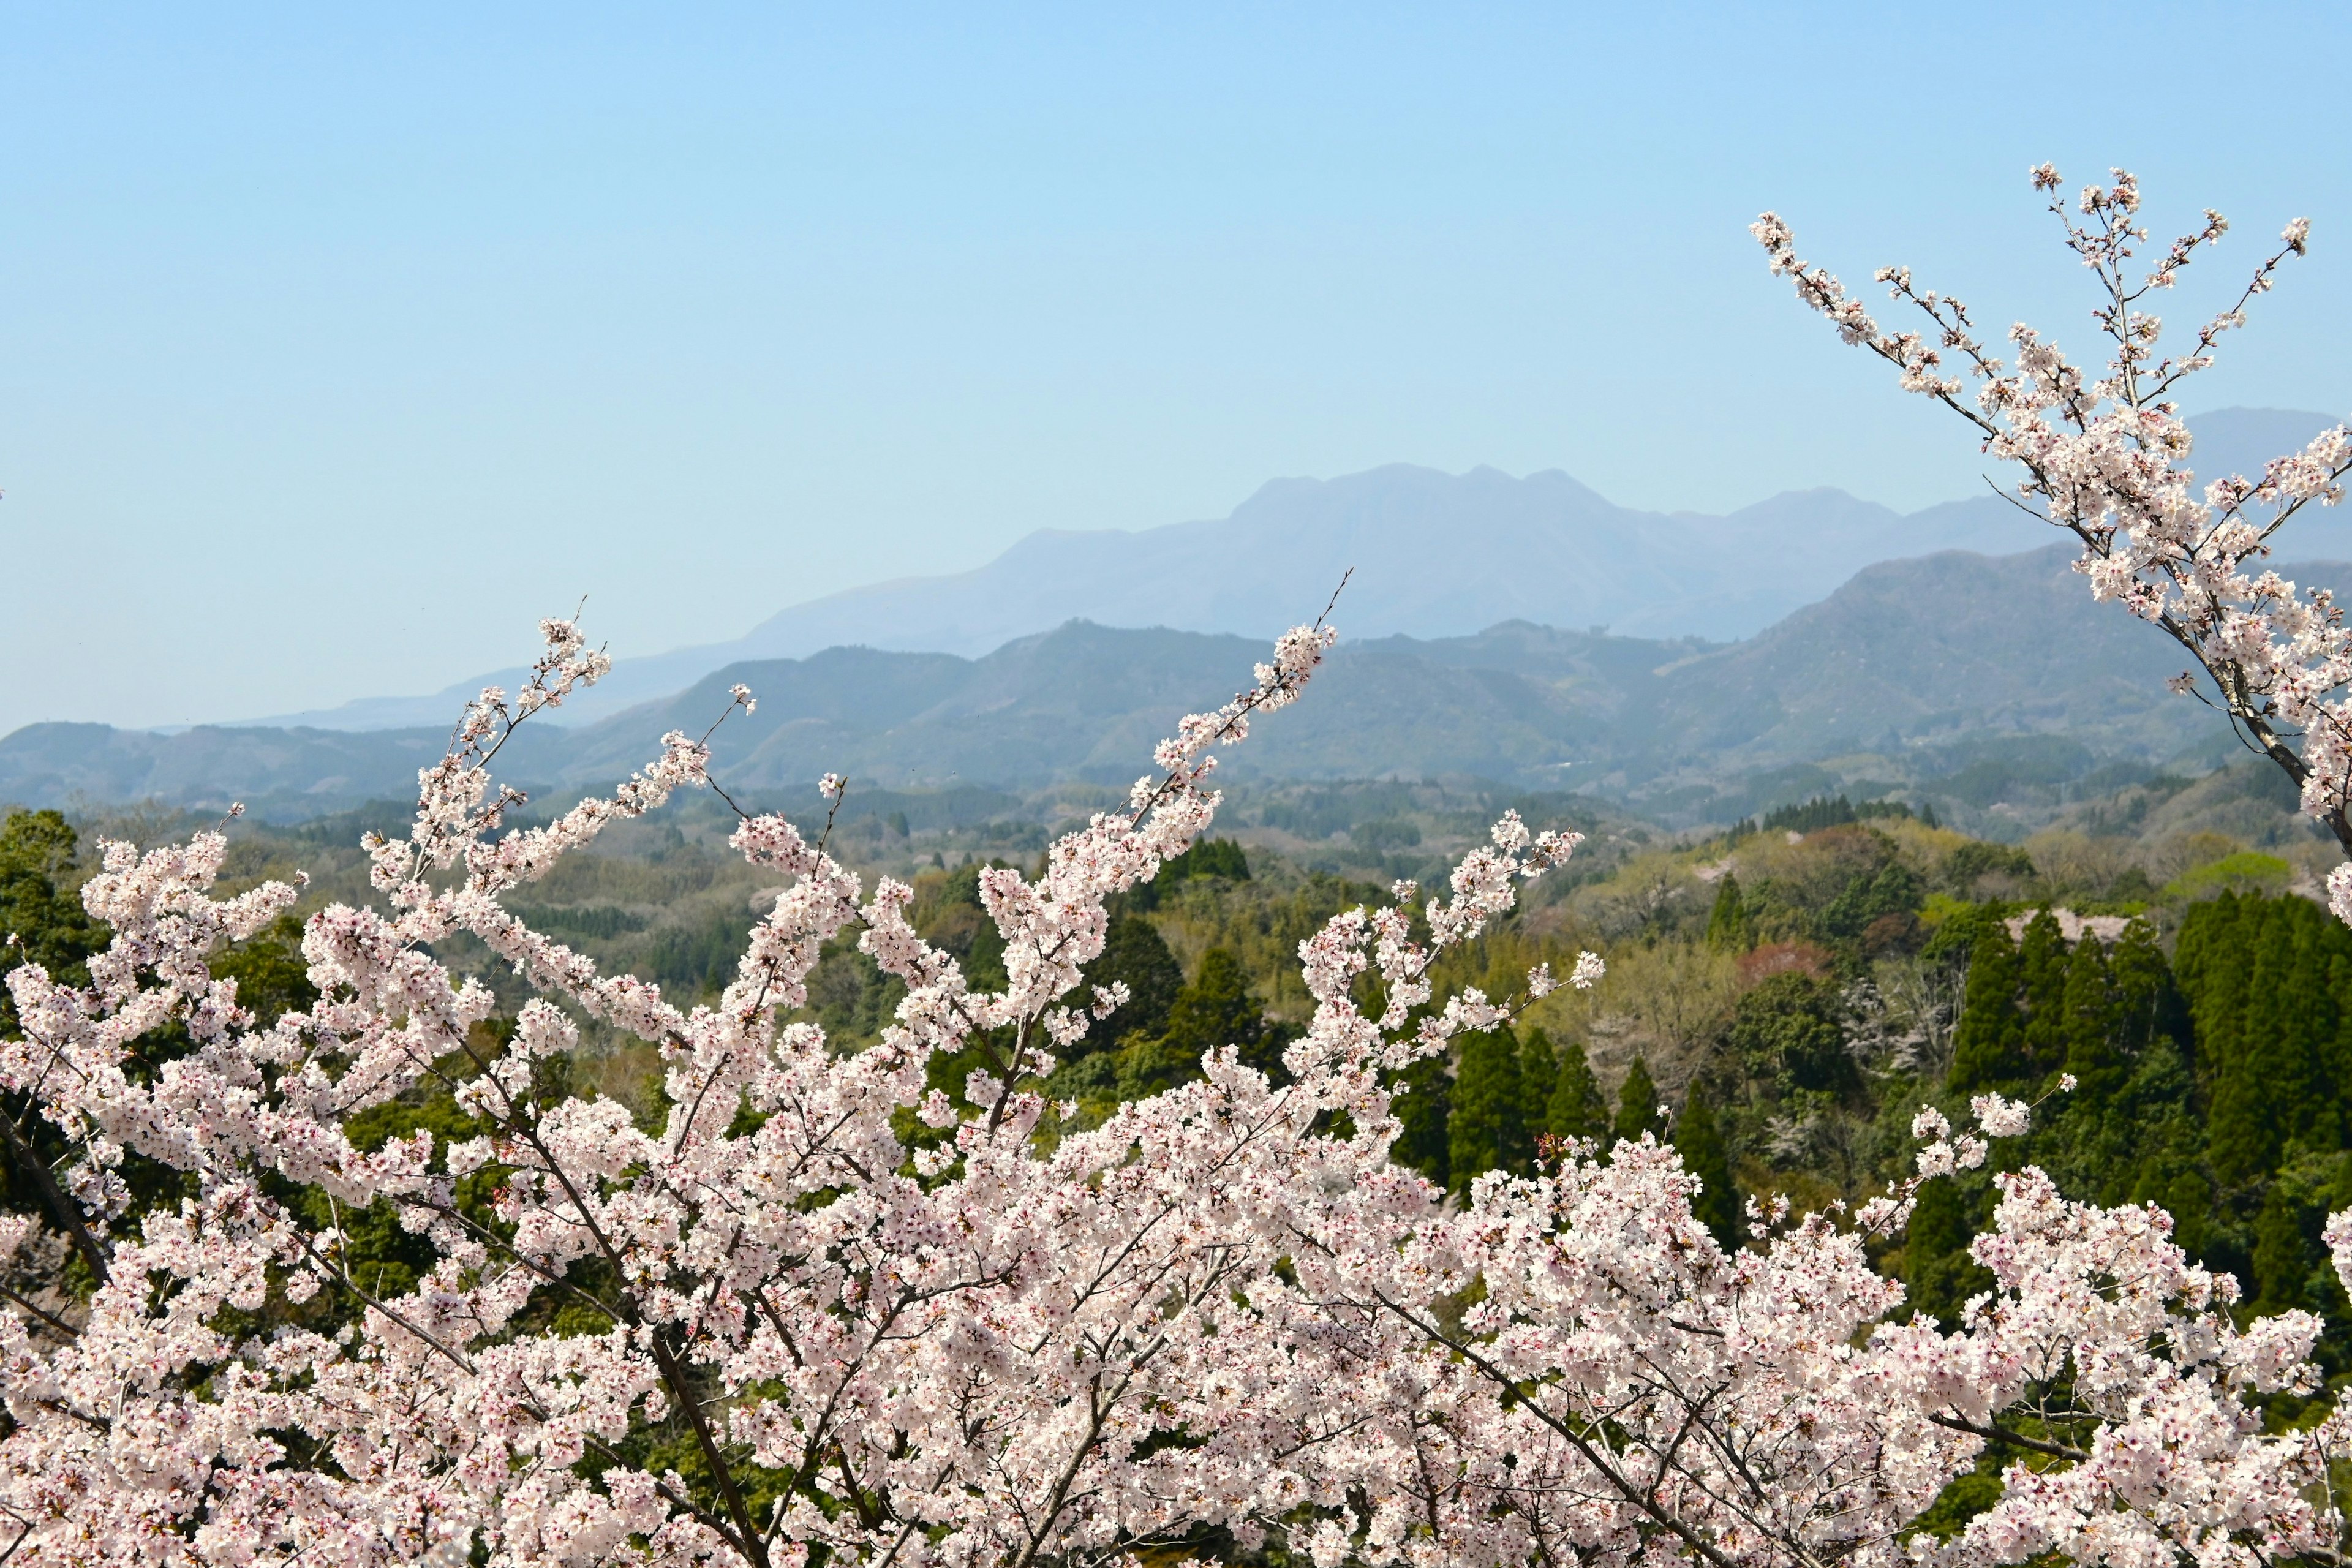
[12,541,2348,838]
[11,405,2345,835]
[249,407,2341,733]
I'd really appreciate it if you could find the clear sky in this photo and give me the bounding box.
[6,2,2348,734]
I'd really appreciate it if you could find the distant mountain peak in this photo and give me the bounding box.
[227,409,2345,735]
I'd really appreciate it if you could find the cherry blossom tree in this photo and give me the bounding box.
[3,609,2350,1568]
[1753,165,2352,921]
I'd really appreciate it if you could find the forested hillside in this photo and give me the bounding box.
[8,773,2345,1366]
[18,545,2352,839]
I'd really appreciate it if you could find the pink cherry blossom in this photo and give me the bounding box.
[4,599,2348,1568]
[1759,165,2352,917]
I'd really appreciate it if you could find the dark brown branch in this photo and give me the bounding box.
[0,1109,108,1285]
[1928,1411,2089,1464]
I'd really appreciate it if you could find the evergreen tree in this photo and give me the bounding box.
[2059,932,2120,1087]
[1167,837,1250,881]
[1822,861,1926,943]
[1449,1027,1531,1194]
[1390,1050,1452,1190]
[1725,972,1850,1096]
[1519,1028,1559,1141]
[2199,897,2348,1185]
[1705,873,1749,951]
[1077,916,1184,1055]
[0,810,101,1036]
[1905,1174,1990,1324]
[2272,900,2342,1150]
[1117,948,1268,1099]
[2107,919,2174,1060]
[2175,893,2252,1091]
[1673,1084,1740,1248]
[2017,909,2069,1076]
[1613,1057,1663,1148]
[1948,922,2026,1090]
[2211,905,2292,1185]
[2251,1182,2311,1313]
[1160,949,1264,1061]
[1545,1035,1610,1146]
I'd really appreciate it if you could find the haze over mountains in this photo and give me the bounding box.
[261,475,2050,731]
[9,406,2345,836]
[12,541,2349,840]
[248,407,2345,734]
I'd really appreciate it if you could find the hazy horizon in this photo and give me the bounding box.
[8,4,2350,733]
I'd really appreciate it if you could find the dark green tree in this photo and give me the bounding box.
[1948,922,2026,1090]
[1905,1173,1991,1325]
[214,913,319,1027]
[1705,873,1749,951]
[1169,839,1250,881]
[2174,892,2251,1083]
[2107,919,2175,1056]
[1117,947,1270,1099]
[1390,1050,1452,1190]
[2251,1182,2312,1313]
[1448,1026,1532,1194]
[1077,916,1184,1055]
[1545,1035,1610,1146]
[1161,948,1264,1060]
[1821,861,1926,943]
[1115,944,1298,1104]
[2017,909,2070,1076]
[0,809,103,1034]
[2058,933,2120,1087]
[1613,1056,1664,1148]
[1519,1028,1559,1138]
[2182,895,2351,1187]
[1725,973,1852,1097]
[1673,1084,1740,1248]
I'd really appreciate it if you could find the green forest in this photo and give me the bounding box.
[6,772,2349,1396]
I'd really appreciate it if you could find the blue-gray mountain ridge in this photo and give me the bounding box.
[9,406,2343,834]
[249,408,2346,734]
[10,543,2348,838]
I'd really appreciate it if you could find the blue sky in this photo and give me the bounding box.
[6,2,2349,733]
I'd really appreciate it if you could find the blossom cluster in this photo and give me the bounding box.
[1756,167,2352,919]
[1,611,2346,1568]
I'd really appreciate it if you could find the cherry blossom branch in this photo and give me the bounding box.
[1758,164,2352,924]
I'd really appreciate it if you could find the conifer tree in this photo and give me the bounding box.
[2209,899,2341,1183]
[1449,1026,1531,1194]
[2108,918,2173,1058]
[1545,1033,1610,1145]
[2251,1182,2311,1313]
[1077,915,1184,1054]
[2059,932,2119,1087]
[1161,948,1264,1061]
[2328,947,2352,1126]
[1905,1173,1989,1325]
[1705,873,1749,951]
[2018,908,2069,1076]
[2175,892,2252,1089]
[1613,1056,1663,1148]
[1519,1027,1559,1139]
[1115,947,1267,1101]
[1672,1084,1740,1248]
[1390,1050,1452,1191]
[1948,922,2026,1090]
